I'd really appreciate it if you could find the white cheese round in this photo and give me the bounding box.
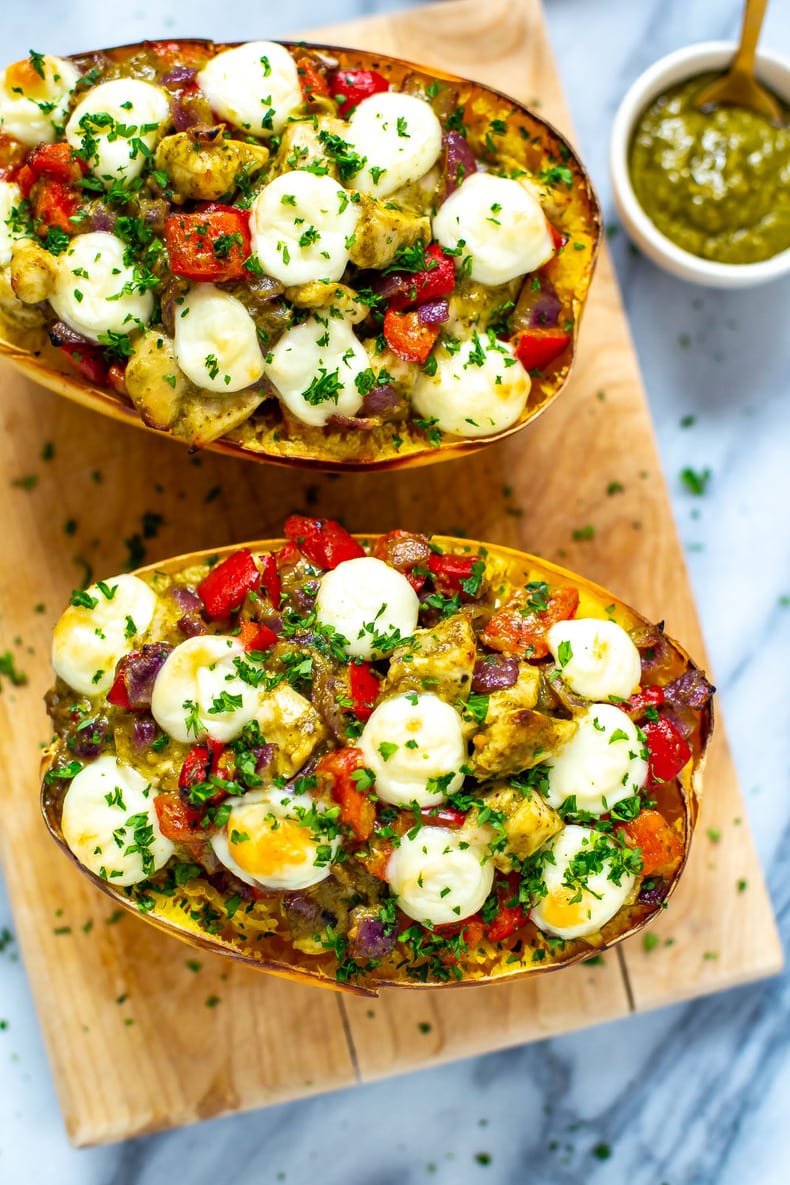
[531,824,636,940]
[359,692,467,807]
[173,283,264,394]
[432,172,554,285]
[545,704,649,816]
[0,181,25,267]
[65,79,169,187]
[0,54,81,146]
[264,314,371,427]
[210,787,338,891]
[52,574,157,695]
[49,231,154,343]
[412,333,529,437]
[387,825,494,926]
[250,170,359,286]
[315,556,420,660]
[547,618,642,702]
[150,634,261,743]
[344,91,442,198]
[61,755,174,887]
[197,41,302,139]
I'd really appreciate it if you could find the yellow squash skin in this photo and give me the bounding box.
[0,40,601,473]
[41,536,711,996]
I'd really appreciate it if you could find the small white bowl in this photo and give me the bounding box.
[610,41,790,288]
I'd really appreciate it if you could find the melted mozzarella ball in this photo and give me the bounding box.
[548,618,642,701]
[0,54,81,146]
[174,283,264,394]
[52,574,156,695]
[49,232,154,343]
[250,171,359,286]
[387,826,493,926]
[210,787,338,890]
[197,41,302,139]
[315,557,420,660]
[0,181,24,266]
[433,173,554,285]
[359,692,467,807]
[545,704,648,816]
[61,756,174,886]
[412,334,529,437]
[264,315,371,427]
[65,79,169,186]
[150,635,260,743]
[531,824,636,940]
[345,92,442,198]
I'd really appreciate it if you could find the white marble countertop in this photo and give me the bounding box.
[1,0,789,1181]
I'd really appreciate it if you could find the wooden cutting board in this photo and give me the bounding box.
[0,0,781,1147]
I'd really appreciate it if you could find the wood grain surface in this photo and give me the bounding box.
[0,0,781,1147]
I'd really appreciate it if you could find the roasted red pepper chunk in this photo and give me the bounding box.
[481,586,579,660]
[258,553,281,610]
[238,620,278,654]
[154,792,206,842]
[383,307,441,364]
[513,326,572,372]
[427,553,481,598]
[484,874,529,943]
[420,806,467,828]
[178,744,211,791]
[296,56,330,101]
[56,341,109,386]
[284,515,365,569]
[197,549,261,619]
[349,662,380,722]
[618,808,684,878]
[329,67,389,115]
[164,204,251,282]
[106,659,134,710]
[316,748,376,841]
[388,244,457,310]
[642,716,692,784]
[621,685,666,719]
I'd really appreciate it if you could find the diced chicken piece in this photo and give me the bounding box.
[269,116,347,180]
[470,667,577,779]
[348,194,430,269]
[154,128,269,201]
[125,332,189,429]
[383,613,477,704]
[0,266,46,329]
[10,240,59,305]
[256,684,327,779]
[471,779,563,871]
[284,280,368,324]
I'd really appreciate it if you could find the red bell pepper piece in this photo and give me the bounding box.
[329,67,389,115]
[178,744,211,791]
[106,659,134,710]
[154,792,206,841]
[284,515,364,569]
[258,553,281,610]
[546,219,568,254]
[618,808,684,877]
[620,685,665,720]
[27,142,86,185]
[56,340,110,386]
[164,204,251,282]
[274,542,301,569]
[197,549,261,619]
[349,662,380,722]
[316,748,376,841]
[642,716,691,784]
[296,56,330,101]
[33,176,80,232]
[481,586,579,661]
[427,553,481,598]
[383,307,441,364]
[513,326,572,372]
[483,874,529,943]
[420,806,467,828]
[238,620,278,653]
[387,244,456,310]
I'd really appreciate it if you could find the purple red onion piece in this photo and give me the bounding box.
[351,915,397,960]
[161,66,197,86]
[253,744,276,774]
[527,291,563,328]
[49,321,94,348]
[88,209,116,233]
[329,415,377,431]
[472,656,520,693]
[69,716,109,759]
[417,297,450,325]
[132,717,158,753]
[177,613,208,637]
[123,643,173,709]
[637,879,671,906]
[170,585,204,614]
[361,384,400,416]
[172,97,200,132]
[443,130,478,197]
[663,669,715,711]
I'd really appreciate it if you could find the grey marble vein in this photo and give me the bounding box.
[1,1,789,1182]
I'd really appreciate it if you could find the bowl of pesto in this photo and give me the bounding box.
[610,41,790,287]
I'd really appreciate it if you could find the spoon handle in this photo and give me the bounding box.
[733,0,769,75]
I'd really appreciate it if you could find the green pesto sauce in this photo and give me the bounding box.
[629,72,790,264]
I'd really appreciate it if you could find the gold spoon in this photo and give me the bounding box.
[694,0,782,122]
